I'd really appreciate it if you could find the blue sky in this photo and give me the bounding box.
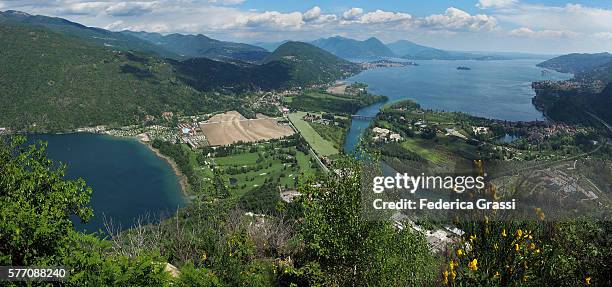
[1,0,611,54]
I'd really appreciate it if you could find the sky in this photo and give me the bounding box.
[1,0,612,54]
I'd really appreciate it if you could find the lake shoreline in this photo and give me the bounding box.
[141,141,190,196]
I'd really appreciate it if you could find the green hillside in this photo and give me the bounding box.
[263,41,361,86]
[123,31,270,62]
[0,10,179,59]
[537,53,612,76]
[0,24,235,131]
[582,61,612,84]
[0,24,361,131]
[170,58,292,91]
[311,36,395,59]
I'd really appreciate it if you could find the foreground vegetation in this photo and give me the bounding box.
[2,135,610,286]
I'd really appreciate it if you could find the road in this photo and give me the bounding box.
[286,118,330,173]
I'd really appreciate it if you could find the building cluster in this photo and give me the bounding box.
[472,126,490,135]
[532,80,605,93]
[372,127,403,142]
[302,113,332,125]
[178,122,207,148]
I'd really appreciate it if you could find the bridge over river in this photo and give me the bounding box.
[351,114,376,120]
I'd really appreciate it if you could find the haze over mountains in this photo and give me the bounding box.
[0,9,553,64]
[123,31,270,63]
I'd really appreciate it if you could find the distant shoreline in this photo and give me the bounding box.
[141,141,190,196]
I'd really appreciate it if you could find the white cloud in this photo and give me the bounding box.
[57,2,109,16]
[477,0,517,9]
[418,7,497,31]
[342,8,363,20]
[104,20,125,30]
[208,0,245,5]
[358,10,411,24]
[105,2,158,17]
[493,3,612,34]
[594,32,612,40]
[509,27,578,38]
[303,6,336,24]
[235,11,304,29]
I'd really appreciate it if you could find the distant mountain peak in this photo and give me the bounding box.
[310,36,395,59]
[2,10,32,16]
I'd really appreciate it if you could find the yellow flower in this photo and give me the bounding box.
[586,277,591,285]
[523,275,528,282]
[451,270,457,280]
[494,271,500,279]
[516,229,523,237]
[515,244,520,252]
[443,270,449,285]
[449,260,456,270]
[535,208,546,220]
[470,234,477,242]
[535,248,541,254]
[468,258,478,271]
[456,249,464,256]
[502,229,507,237]
[529,243,536,250]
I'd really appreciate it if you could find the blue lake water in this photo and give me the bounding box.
[344,59,572,152]
[28,133,185,234]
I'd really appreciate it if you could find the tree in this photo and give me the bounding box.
[286,158,437,286]
[0,136,92,265]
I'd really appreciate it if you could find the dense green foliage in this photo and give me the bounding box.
[446,217,611,286]
[2,135,611,286]
[171,57,292,91]
[0,24,242,131]
[152,140,202,192]
[124,31,270,63]
[263,42,361,86]
[533,82,612,124]
[289,90,387,114]
[0,22,359,132]
[292,159,438,285]
[0,137,173,285]
[0,136,92,265]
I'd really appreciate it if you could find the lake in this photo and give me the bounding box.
[28,133,185,234]
[344,59,572,152]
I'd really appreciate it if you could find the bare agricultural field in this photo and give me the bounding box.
[326,82,347,95]
[201,111,294,146]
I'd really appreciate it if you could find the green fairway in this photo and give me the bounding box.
[213,144,319,196]
[288,112,339,157]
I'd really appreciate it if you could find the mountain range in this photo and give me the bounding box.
[311,36,395,60]
[0,11,358,131]
[0,10,179,59]
[122,31,270,63]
